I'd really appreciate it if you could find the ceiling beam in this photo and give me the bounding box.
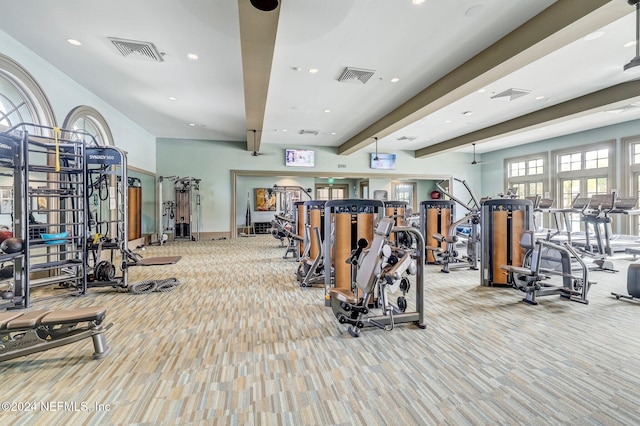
[415,80,640,157]
[337,0,630,156]
[238,0,281,152]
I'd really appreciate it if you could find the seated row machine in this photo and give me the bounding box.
[0,306,112,362]
[329,217,426,337]
[500,230,592,305]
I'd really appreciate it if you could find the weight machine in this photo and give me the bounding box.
[157,176,201,243]
[481,198,533,286]
[3,124,89,308]
[501,230,593,305]
[323,199,385,304]
[296,200,327,287]
[427,179,481,273]
[329,217,426,337]
[85,147,182,293]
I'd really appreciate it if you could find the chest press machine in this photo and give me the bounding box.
[329,217,426,337]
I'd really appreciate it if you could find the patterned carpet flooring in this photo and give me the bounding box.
[1,235,639,425]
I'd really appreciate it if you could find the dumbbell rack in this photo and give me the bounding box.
[11,125,88,308]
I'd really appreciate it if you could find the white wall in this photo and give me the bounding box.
[157,138,482,233]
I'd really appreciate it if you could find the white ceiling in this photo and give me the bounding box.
[0,0,638,156]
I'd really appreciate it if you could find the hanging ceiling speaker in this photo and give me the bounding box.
[250,0,279,12]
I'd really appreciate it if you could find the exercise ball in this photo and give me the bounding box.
[430,190,441,199]
[0,238,24,254]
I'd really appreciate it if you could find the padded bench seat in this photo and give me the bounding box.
[330,288,358,304]
[40,307,106,325]
[0,307,107,330]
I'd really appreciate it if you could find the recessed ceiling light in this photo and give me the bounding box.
[189,123,196,126]
[583,31,605,41]
[308,68,319,74]
[168,96,177,101]
[445,120,452,123]
[625,40,637,48]
[390,77,400,83]
[535,96,545,100]
[282,129,288,132]
[66,38,82,46]
[477,88,486,93]
[187,53,199,60]
[331,132,337,135]
[412,0,426,4]
[324,109,331,113]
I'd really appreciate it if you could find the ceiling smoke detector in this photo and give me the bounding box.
[338,67,376,84]
[490,88,531,101]
[108,37,164,62]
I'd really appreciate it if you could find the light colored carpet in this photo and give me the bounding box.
[1,235,639,425]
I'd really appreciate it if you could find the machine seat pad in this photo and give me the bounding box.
[330,288,358,304]
[136,256,182,266]
[500,265,535,276]
[426,246,444,253]
[6,310,51,330]
[41,307,107,326]
[0,311,26,330]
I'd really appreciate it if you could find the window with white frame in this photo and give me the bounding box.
[63,105,114,146]
[623,137,640,235]
[505,153,547,198]
[553,142,614,232]
[0,53,55,131]
[392,181,417,210]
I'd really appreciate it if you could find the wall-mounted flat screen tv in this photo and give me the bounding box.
[285,149,315,167]
[370,153,396,170]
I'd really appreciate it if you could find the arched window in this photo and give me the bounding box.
[0,53,56,131]
[63,105,114,146]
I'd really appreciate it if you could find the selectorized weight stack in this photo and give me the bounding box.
[481,198,533,286]
[323,199,384,304]
[299,200,326,260]
[384,200,408,244]
[420,200,455,264]
[296,200,326,287]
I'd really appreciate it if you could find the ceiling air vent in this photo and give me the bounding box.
[298,129,319,136]
[337,67,375,84]
[490,88,530,101]
[108,37,164,62]
[397,136,417,141]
